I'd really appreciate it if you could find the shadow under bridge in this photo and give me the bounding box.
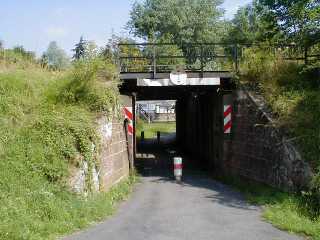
[118,43,235,176]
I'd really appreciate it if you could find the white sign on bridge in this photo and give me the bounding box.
[137,73,220,87]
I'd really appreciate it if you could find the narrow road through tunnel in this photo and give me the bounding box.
[135,101,212,179]
[63,45,303,240]
[119,71,232,179]
[66,155,301,240]
[132,85,224,180]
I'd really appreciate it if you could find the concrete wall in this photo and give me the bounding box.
[223,90,312,191]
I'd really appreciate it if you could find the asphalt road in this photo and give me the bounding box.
[64,172,302,240]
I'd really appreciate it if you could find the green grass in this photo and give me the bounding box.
[0,58,136,239]
[219,176,320,240]
[136,121,176,139]
[0,176,137,240]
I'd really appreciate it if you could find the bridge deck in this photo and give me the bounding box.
[119,71,234,100]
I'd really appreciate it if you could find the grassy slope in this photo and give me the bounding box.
[238,49,320,239]
[261,66,320,169]
[0,61,135,239]
[240,49,320,167]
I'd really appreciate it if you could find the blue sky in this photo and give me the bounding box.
[0,0,251,56]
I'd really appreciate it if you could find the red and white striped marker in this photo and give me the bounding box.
[124,107,133,136]
[224,105,232,134]
[174,157,183,181]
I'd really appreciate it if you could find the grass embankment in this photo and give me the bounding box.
[136,120,176,139]
[238,48,320,239]
[0,57,136,239]
[240,49,320,167]
[221,177,320,240]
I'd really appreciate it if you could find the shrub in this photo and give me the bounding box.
[58,58,120,113]
[299,171,320,220]
[239,47,276,83]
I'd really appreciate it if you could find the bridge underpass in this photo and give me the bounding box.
[65,43,303,240]
[118,43,309,190]
[120,70,233,176]
[118,43,236,176]
[66,77,302,240]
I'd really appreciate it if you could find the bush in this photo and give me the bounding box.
[58,58,120,113]
[301,173,320,220]
[239,47,276,83]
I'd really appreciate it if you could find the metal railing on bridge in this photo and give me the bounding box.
[118,42,319,75]
[118,43,239,75]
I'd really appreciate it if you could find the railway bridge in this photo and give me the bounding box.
[119,43,236,175]
[118,43,309,191]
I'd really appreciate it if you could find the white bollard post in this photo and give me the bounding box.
[174,157,183,181]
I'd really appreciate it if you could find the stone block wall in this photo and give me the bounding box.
[99,119,130,191]
[223,90,311,191]
[69,117,130,194]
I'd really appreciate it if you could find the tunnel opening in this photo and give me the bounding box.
[118,42,235,180]
[135,100,177,176]
[125,85,224,179]
[136,100,176,142]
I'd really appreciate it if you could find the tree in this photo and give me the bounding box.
[143,33,185,68]
[100,35,139,63]
[128,0,225,65]
[225,1,282,44]
[85,41,99,59]
[128,0,224,43]
[12,45,36,61]
[44,41,69,70]
[101,45,113,60]
[72,36,87,60]
[13,45,26,54]
[259,0,320,47]
[117,37,149,72]
[40,53,49,68]
[101,34,120,61]
[0,40,4,60]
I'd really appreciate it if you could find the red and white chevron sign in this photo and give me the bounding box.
[224,105,232,134]
[124,107,133,135]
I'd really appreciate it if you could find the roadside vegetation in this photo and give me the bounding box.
[0,43,136,239]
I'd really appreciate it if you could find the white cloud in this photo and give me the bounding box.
[44,26,68,38]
